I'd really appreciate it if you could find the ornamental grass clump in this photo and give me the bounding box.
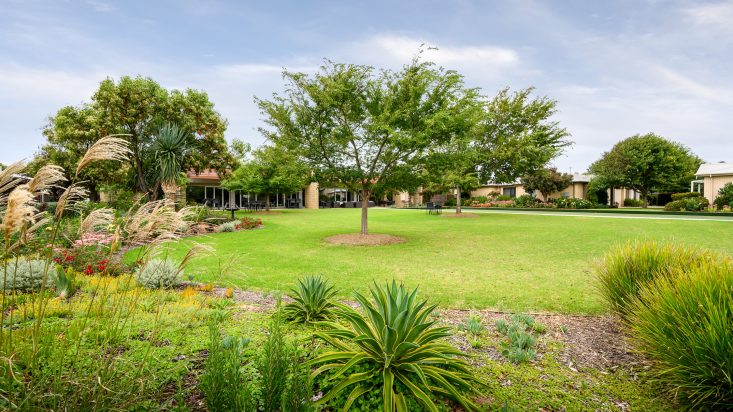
[283,275,338,323]
[595,241,721,319]
[626,260,733,410]
[311,281,480,411]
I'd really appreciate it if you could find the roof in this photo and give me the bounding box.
[187,169,221,185]
[695,162,733,177]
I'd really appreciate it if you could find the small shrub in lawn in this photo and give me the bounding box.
[135,258,182,289]
[627,260,733,409]
[217,221,237,232]
[0,259,55,291]
[236,216,262,230]
[283,275,338,324]
[200,322,256,411]
[595,241,722,319]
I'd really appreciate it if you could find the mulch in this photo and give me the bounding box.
[441,212,480,218]
[204,286,639,372]
[323,233,406,246]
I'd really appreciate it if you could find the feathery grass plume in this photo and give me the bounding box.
[55,184,89,219]
[123,201,190,247]
[27,165,67,195]
[75,135,131,175]
[0,160,27,206]
[1,186,36,236]
[80,207,116,234]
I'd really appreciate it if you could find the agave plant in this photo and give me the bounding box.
[283,275,338,323]
[311,281,480,411]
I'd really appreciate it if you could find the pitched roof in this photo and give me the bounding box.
[695,162,733,176]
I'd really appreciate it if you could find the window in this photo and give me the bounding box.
[503,187,516,198]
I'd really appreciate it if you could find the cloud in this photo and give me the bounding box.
[684,2,733,29]
[342,34,519,75]
[85,0,116,13]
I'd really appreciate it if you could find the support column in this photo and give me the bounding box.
[304,182,320,209]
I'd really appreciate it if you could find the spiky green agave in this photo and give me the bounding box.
[283,275,338,323]
[311,281,481,411]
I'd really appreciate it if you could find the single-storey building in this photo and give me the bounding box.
[470,173,592,201]
[693,162,733,204]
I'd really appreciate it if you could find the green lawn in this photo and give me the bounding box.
[157,208,733,314]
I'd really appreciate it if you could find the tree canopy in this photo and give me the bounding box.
[223,145,309,211]
[258,58,474,234]
[474,87,572,184]
[37,76,235,200]
[521,167,574,201]
[588,133,702,207]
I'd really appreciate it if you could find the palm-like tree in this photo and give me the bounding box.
[152,123,188,206]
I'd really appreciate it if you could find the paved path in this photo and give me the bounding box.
[390,207,733,222]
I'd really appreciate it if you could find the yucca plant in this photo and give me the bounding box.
[626,259,733,409]
[311,281,480,411]
[283,275,338,323]
[595,241,722,319]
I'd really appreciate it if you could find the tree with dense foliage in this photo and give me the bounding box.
[422,142,481,214]
[521,167,573,202]
[258,58,472,234]
[714,182,733,209]
[474,88,572,185]
[223,145,308,211]
[37,76,235,200]
[588,133,702,207]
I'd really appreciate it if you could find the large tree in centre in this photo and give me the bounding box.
[258,59,471,234]
[588,133,702,207]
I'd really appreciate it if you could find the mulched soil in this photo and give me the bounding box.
[205,286,640,372]
[323,233,406,246]
[441,212,480,218]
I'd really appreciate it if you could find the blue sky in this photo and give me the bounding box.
[1,0,731,171]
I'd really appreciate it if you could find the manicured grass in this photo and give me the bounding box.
[158,208,733,314]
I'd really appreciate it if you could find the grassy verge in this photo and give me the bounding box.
[150,208,733,314]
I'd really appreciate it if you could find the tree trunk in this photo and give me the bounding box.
[360,189,369,235]
[641,190,649,208]
[265,192,271,211]
[455,187,462,214]
[89,183,99,203]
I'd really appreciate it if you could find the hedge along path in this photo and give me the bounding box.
[406,207,733,222]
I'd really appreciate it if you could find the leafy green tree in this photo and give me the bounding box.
[224,145,308,211]
[474,88,572,184]
[422,143,481,214]
[39,76,235,200]
[521,167,573,202]
[258,59,472,234]
[588,133,702,207]
[714,183,733,209]
[34,105,128,201]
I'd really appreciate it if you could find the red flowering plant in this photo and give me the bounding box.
[51,231,124,275]
[235,217,263,230]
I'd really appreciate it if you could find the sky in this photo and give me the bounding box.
[1,0,732,172]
